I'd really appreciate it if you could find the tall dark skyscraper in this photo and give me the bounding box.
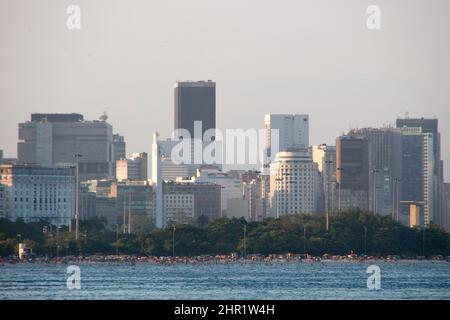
[396,118,443,227]
[399,128,435,226]
[444,183,450,232]
[336,135,370,210]
[347,128,402,217]
[336,135,369,192]
[396,118,440,164]
[174,80,216,140]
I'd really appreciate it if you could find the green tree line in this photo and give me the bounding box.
[1,210,450,258]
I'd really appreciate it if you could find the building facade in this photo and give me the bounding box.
[0,183,5,219]
[397,118,443,228]
[336,135,370,210]
[95,197,117,229]
[241,172,270,221]
[163,193,195,225]
[400,127,435,227]
[312,144,337,215]
[444,183,450,232]
[174,80,216,140]
[347,128,403,217]
[112,134,126,179]
[263,114,309,172]
[78,185,97,221]
[163,181,221,226]
[81,179,117,228]
[116,152,148,181]
[0,164,75,225]
[18,113,114,181]
[269,148,319,217]
[194,166,242,218]
[114,181,155,232]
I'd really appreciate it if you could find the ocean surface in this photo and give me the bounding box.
[1,260,450,300]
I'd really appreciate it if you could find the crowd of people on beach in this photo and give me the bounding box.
[2,253,450,266]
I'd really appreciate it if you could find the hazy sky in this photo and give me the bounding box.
[1,0,449,180]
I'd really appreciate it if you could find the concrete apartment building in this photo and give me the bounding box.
[116,152,148,181]
[164,193,195,225]
[114,181,155,233]
[81,179,117,229]
[18,113,114,181]
[0,164,75,225]
[193,166,242,218]
[163,181,221,225]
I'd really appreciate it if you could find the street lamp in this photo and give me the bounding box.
[56,226,61,258]
[363,226,367,255]
[371,169,380,214]
[374,186,381,214]
[115,224,119,256]
[73,154,82,241]
[243,224,247,258]
[123,195,127,234]
[324,160,335,231]
[128,191,132,234]
[172,225,176,258]
[303,226,306,254]
[391,178,396,220]
[422,227,426,257]
[336,167,344,211]
[393,178,402,222]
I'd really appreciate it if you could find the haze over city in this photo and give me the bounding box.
[1,0,449,181]
[2,0,450,306]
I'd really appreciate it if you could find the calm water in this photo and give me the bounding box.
[1,261,450,300]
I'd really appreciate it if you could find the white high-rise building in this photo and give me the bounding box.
[151,133,164,228]
[269,148,320,217]
[263,114,309,173]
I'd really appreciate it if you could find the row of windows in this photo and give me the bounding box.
[14,197,68,203]
[165,199,193,204]
[0,177,74,184]
[165,195,193,199]
[13,204,68,210]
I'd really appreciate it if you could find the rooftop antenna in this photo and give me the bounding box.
[99,111,108,122]
[405,111,410,119]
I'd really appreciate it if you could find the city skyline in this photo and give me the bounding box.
[1,0,449,181]
[2,88,448,174]
[2,0,450,305]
